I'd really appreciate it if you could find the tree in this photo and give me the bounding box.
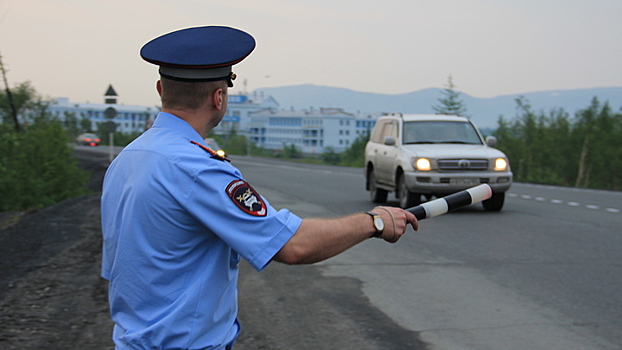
[573,98,621,189]
[0,53,20,131]
[494,96,622,191]
[339,130,370,167]
[433,75,468,117]
[0,83,89,211]
[0,81,41,128]
[80,114,92,132]
[63,110,80,138]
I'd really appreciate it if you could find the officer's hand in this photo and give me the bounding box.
[373,206,418,243]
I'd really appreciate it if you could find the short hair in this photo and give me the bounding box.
[159,78,227,110]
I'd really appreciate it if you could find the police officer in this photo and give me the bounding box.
[101,25,418,350]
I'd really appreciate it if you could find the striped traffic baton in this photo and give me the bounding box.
[407,184,493,220]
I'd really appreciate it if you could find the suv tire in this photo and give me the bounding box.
[369,171,388,203]
[482,192,505,211]
[398,173,421,208]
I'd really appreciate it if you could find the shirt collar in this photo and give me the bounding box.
[152,112,204,143]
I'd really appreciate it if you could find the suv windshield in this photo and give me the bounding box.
[402,121,482,145]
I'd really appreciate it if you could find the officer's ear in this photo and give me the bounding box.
[211,85,227,111]
[156,80,163,97]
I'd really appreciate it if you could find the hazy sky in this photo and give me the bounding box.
[1,0,620,107]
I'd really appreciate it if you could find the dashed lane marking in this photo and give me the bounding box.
[508,192,620,215]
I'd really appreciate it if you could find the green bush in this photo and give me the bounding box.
[0,121,90,211]
[321,146,341,165]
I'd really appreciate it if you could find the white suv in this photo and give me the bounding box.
[365,113,512,211]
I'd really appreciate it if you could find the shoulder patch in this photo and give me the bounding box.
[226,180,267,216]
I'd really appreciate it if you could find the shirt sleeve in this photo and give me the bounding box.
[185,162,302,271]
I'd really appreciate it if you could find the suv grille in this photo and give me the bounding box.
[437,159,489,171]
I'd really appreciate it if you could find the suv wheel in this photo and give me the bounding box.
[482,192,505,211]
[369,171,388,203]
[398,173,421,208]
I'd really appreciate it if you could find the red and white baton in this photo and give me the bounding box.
[407,184,493,220]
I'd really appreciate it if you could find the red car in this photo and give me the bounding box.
[76,133,101,146]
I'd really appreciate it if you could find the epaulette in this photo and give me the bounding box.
[190,140,231,162]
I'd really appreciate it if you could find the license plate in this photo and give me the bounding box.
[450,178,478,186]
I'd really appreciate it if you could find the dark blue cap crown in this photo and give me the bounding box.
[140,26,255,85]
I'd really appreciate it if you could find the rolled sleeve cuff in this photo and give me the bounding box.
[248,210,302,271]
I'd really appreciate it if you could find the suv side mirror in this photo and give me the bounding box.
[486,136,497,147]
[384,136,396,146]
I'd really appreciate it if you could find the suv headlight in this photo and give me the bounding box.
[494,158,508,171]
[415,158,431,171]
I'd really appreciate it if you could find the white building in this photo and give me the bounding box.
[212,90,280,135]
[50,85,158,134]
[50,85,380,155]
[247,107,378,154]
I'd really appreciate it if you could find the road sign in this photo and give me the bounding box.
[104,121,117,133]
[104,107,117,119]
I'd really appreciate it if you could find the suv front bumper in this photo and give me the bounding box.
[404,171,512,195]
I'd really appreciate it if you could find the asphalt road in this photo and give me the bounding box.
[75,145,621,349]
[231,155,622,350]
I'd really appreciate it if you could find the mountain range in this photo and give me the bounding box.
[255,85,622,128]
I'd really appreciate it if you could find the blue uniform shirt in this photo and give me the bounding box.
[101,112,302,349]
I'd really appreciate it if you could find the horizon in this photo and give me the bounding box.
[51,83,622,106]
[47,84,622,130]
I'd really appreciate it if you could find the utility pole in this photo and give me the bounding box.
[104,107,117,162]
[0,52,20,132]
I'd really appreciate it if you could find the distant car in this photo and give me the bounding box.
[204,138,226,158]
[76,133,101,146]
[365,113,512,211]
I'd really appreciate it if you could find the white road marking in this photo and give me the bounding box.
[507,193,620,215]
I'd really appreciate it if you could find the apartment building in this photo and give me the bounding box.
[50,85,158,134]
[51,86,378,154]
[247,107,377,154]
